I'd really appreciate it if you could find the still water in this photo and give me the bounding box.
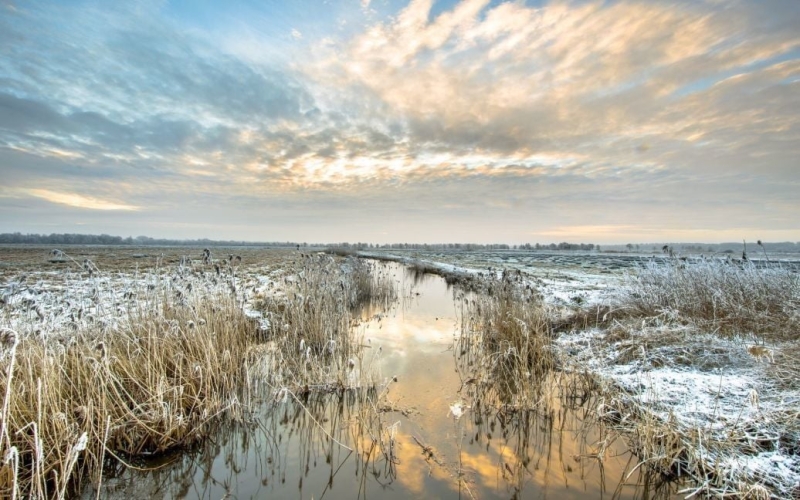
[93,264,676,499]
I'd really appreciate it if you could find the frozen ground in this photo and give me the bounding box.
[0,246,297,340]
[557,327,800,497]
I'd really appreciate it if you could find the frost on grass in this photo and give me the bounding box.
[256,254,397,392]
[557,304,800,498]
[0,249,397,498]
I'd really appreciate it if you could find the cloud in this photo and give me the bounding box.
[0,0,797,242]
[22,189,140,211]
[306,0,799,174]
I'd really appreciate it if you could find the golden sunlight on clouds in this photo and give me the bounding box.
[24,189,140,211]
[265,150,596,190]
[311,1,731,123]
[282,0,799,205]
[540,226,800,244]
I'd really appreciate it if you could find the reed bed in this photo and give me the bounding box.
[619,258,800,339]
[560,257,800,498]
[456,270,555,410]
[597,387,799,500]
[259,255,397,392]
[0,249,397,498]
[1,285,255,498]
[453,272,681,498]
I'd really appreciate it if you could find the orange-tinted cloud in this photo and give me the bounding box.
[23,189,140,211]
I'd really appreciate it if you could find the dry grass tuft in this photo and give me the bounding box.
[598,387,800,499]
[619,258,800,340]
[457,271,555,409]
[1,290,256,498]
[767,343,800,391]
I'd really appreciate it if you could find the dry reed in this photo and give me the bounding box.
[569,257,800,498]
[457,270,555,410]
[0,290,255,498]
[0,250,397,498]
[618,258,799,339]
[259,255,397,391]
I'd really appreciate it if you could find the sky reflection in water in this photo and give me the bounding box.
[93,264,678,499]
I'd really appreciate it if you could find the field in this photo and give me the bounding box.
[1,245,799,499]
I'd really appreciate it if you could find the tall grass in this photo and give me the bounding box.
[0,251,397,498]
[457,271,554,409]
[619,258,799,339]
[0,291,255,498]
[591,257,800,498]
[260,255,396,390]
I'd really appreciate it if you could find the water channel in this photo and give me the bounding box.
[93,263,677,499]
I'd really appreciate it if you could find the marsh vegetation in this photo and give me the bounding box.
[0,247,397,499]
[558,257,800,499]
[1,245,797,498]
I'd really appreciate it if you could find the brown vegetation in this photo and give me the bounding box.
[1,293,255,498]
[0,249,397,498]
[566,258,800,498]
[457,270,555,409]
[258,255,397,391]
[619,258,799,339]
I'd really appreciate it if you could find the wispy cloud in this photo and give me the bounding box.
[23,189,140,211]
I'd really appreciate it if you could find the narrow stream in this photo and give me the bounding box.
[93,263,677,499]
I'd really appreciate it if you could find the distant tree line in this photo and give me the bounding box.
[0,233,603,250]
[0,232,299,247]
[334,242,596,251]
[7,233,792,254]
[608,241,800,254]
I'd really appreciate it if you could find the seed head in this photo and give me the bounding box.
[0,328,19,351]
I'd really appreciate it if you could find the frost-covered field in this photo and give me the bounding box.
[0,245,365,499]
[558,326,800,497]
[0,246,294,340]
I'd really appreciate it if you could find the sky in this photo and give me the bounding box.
[0,0,798,244]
